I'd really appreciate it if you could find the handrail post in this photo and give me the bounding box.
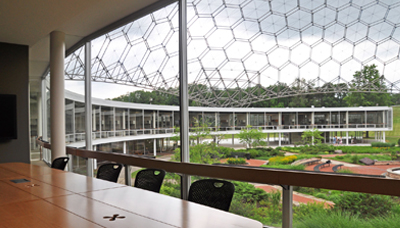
[124,164,132,186]
[179,0,190,200]
[282,185,293,228]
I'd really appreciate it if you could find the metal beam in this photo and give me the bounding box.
[179,0,190,200]
[85,41,94,177]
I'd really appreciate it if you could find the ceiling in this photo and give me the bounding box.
[0,0,159,91]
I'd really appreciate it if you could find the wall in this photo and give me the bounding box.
[0,42,30,163]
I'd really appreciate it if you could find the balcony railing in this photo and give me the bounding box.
[37,138,400,228]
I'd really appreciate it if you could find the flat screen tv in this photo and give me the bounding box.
[0,94,17,140]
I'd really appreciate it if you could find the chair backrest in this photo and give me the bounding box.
[188,179,235,212]
[51,157,69,170]
[96,163,122,183]
[134,168,166,193]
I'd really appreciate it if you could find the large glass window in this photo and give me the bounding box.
[348,111,365,128]
[249,113,264,127]
[314,112,329,128]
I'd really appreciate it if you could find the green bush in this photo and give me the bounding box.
[261,164,305,170]
[336,169,354,174]
[247,149,259,158]
[351,155,359,164]
[218,146,235,158]
[333,192,395,218]
[398,138,400,147]
[227,157,247,164]
[371,142,396,147]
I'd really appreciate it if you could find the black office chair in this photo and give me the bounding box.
[51,157,69,170]
[96,163,122,183]
[134,168,166,193]
[188,179,235,212]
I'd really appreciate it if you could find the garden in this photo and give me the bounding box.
[159,125,400,227]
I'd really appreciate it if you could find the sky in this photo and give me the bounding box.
[65,81,144,99]
[64,0,400,100]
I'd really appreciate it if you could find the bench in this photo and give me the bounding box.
[313,160,331,171]
[332,164,344,172]
[301,159,321,166]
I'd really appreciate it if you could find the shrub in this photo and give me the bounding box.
[227,157,247,164]
[398,138,400,147]
[351,155,359,164]
[218,146,235,158]
[336,169,354,174]
[371,142,396,148]
[333,192,395,218]
[261,164,305,170]
[247,149,259,158]
[268,155,297,165]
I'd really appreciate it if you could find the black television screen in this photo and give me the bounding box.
[0,94,17,140]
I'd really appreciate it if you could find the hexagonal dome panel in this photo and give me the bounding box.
[63,0,400,107]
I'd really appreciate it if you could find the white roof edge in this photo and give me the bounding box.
[65,90,392,112]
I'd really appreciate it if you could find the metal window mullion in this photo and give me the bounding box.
[72,101,75,142]
[179,0,190,201]
[84,41,94,177]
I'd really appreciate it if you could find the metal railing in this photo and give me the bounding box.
[37,137,400,228]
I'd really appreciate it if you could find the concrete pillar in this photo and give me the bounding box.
[279,133,281,146]
[154,139,157,156]
[346,131,349,145]
[50,31,66,160]
[383,131,385,142]
[232,134,234,146]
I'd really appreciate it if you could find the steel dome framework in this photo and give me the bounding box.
[63,0,400,107]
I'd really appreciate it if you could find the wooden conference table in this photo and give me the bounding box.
[0,163,262,228]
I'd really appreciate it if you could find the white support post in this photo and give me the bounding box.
[279,133,282,146]
[346,131,349,145]
[84,41,94,177]
[232,134,234,146]
[179,0,190,200]
[153,139,157,157]
[383,131,385,142]
[50,31,66,161]
[123,142,131,186]
[282,185,293,228]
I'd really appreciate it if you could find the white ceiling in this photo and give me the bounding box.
[0,0,159,91]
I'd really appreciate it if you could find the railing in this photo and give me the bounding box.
[65,128,176,143]
[37,138,400,228]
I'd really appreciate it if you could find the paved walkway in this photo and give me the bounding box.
[225,158,336,207]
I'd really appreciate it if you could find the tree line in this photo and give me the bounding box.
[112,65,400,107]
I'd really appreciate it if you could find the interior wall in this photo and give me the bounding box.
[0,42,30,163]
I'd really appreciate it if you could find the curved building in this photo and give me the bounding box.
[65,90,392,156]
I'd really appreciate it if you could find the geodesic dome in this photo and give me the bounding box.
[64,0,400,107]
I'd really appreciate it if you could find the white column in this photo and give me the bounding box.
[383,131,385,142]
[232,134,234,146]
[50,31,66,160]
[346,131,349,145]
[279,133,281,146]
[153,139,157,156]
[84,41,94,177]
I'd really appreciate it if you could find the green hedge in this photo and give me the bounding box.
[227,158,247,164]
[371,142,396,148]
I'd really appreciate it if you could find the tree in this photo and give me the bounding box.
[344,64,391,107]
[237,125,266,149]
[301,129,324,145]
[190,117,211,144]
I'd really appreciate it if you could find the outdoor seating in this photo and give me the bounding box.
[51,157,69,170]
[188,179,235,212]
[96,163,122,183]
[313,160,331,171]
[134,168,165,193]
